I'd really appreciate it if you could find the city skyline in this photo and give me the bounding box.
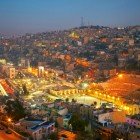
[0,0,140,36]
[0,1,140,139]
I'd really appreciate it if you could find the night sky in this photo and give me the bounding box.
[0,0,140,36]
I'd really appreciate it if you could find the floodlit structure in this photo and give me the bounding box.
[9,67,16,79]
[38,66,45,77]
[0,83,8,96]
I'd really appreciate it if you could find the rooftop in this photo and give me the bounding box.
[130,114,140,121]
[64,114,72,119]
[93,108,114,115]
[30,121,54,131]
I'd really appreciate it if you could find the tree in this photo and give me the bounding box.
[48,132,58,140]
[71,98,77,103]
[0,95,9,104]
[5,99,26,121]
[93,101,97,108]
[68,114,88,132]
[55,120,59,133]
[65,98,69,102]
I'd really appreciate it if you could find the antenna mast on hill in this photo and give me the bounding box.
[81,17,84,27]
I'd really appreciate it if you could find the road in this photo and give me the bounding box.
[0,130,22,140]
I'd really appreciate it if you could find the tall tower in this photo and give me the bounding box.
[81,17,84,27]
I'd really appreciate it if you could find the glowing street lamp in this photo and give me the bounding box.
[8,118,11,122]
[7,118,12,127]
[82,82,89,89]
[69,124,72,131]
[118,74,123,78]
[88,90,91,93]
[83,93,85,96]
[112,96,115,100]
[95,91,98,94]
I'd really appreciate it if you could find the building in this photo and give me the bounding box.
[129,39,134,46]
[65,63,75,72]
[31,108,48,116]
[0,79,14,95]
[79,104,126,124]
[8,67,16,79]
[30,121,55,140]
[126,114,140,128]
[0,59,6,65]
[118,57,127,68]
[83,36,89,44]
[124,103,140,115]
[129,130,140,140]
[20,58,30,68]
[38,62,46,67]
[109,68,116,77]
[92,108,126,126]
[0,64,16,79]
[19,118,55,140]
[0,82,8,96]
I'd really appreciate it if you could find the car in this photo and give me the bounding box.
[5,130,12,134]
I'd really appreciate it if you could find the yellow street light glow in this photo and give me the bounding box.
[124,106,127,110]
[118,74,123,78]
[8,118,11,122]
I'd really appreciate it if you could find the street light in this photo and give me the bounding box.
[69,124,72,131]
[118,74,123,78]
[7,118,12,128]
[95,91,98,94]
[8,118,11,122]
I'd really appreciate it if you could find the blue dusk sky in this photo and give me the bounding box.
[0,0,140,36]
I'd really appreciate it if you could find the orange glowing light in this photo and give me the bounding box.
[118,74,123,78]
[8,118,11,122]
